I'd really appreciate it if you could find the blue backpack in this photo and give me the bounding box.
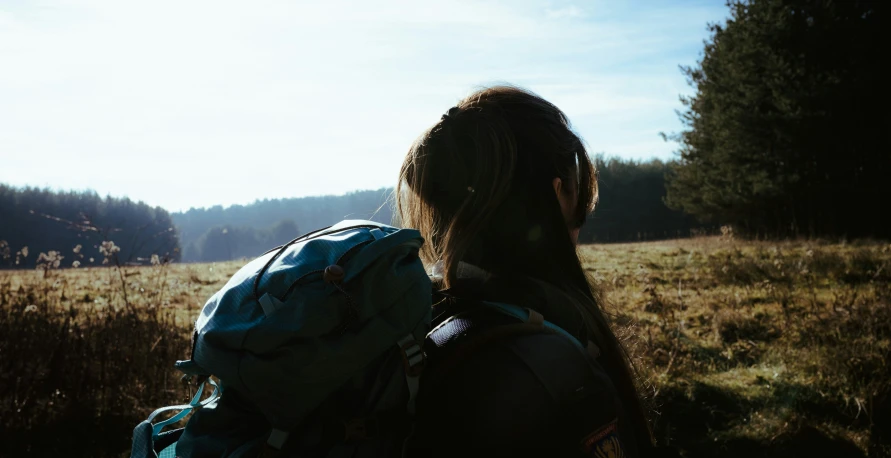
[131,220,432,458]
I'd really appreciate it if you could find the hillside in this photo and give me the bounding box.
[171,188,394,262]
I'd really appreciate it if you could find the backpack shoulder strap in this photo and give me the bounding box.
[423,298,600,382]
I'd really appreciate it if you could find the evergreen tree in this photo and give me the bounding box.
[0,185,180,269]
[665,0,888,238]
[580,156,701,243]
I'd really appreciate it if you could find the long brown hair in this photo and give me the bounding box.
[396,85,653,445]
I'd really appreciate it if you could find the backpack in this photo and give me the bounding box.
[130,220,432,458]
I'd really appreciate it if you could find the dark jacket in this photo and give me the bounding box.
[404,275,646,458]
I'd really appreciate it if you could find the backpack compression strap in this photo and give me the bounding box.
[260,333,425,457]
[398,333,425,415]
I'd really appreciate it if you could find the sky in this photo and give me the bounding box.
[0,0,728,213]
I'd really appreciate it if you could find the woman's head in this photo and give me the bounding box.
[397,85,654,446]
[397,85,596,290]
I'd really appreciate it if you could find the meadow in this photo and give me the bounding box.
[1,236,889,457]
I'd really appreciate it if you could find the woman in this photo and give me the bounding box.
[397,86,657,457]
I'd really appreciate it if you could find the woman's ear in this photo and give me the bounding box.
[552,177,563,197]
[553,177,572,221]
[553,177,580,244]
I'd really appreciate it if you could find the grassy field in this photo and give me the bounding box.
[1,237,889,457]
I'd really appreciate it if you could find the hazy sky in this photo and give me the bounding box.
[1,0,727,212]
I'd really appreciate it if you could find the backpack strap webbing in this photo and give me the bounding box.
[397,333,425,415]
[260,429,289,457]
[423,302,600,385]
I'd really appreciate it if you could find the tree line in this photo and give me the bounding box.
[186,220,301,262]
[1,156,703,266]
[583,156,702,243]
[0,184,180,269]
[172,189,393,262]
[171,157,703,262]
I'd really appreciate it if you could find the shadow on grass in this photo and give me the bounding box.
[0,407,135,457]
[707,427,866,458]
[654,382,868,458]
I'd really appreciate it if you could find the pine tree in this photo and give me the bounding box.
[666,0,888,238]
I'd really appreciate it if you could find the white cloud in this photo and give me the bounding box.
[545,5,586,20]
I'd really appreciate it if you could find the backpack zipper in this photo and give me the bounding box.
[279,239,376,300]
[252,224,384,304]
[281,269,325,299]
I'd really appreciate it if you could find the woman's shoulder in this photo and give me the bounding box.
[411,304,639,457]
[422,306,619,409]
[424,286,614,410]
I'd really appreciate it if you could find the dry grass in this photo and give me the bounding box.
[2,237,890,457]
[582,237,891,457]
[0,261,242,457]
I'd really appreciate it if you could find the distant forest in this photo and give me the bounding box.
[169,156,699,262]
[0,157,701,266]
[0,184,180,269]
[582,156,701,243]
[172,189,393,262]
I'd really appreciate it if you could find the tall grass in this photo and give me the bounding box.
[0,253,194,457]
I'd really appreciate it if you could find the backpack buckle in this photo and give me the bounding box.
[398,334,425,377]
[343,417,376,442]
[180,374,208,400]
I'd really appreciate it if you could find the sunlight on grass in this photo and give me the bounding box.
[2,237,889,456]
